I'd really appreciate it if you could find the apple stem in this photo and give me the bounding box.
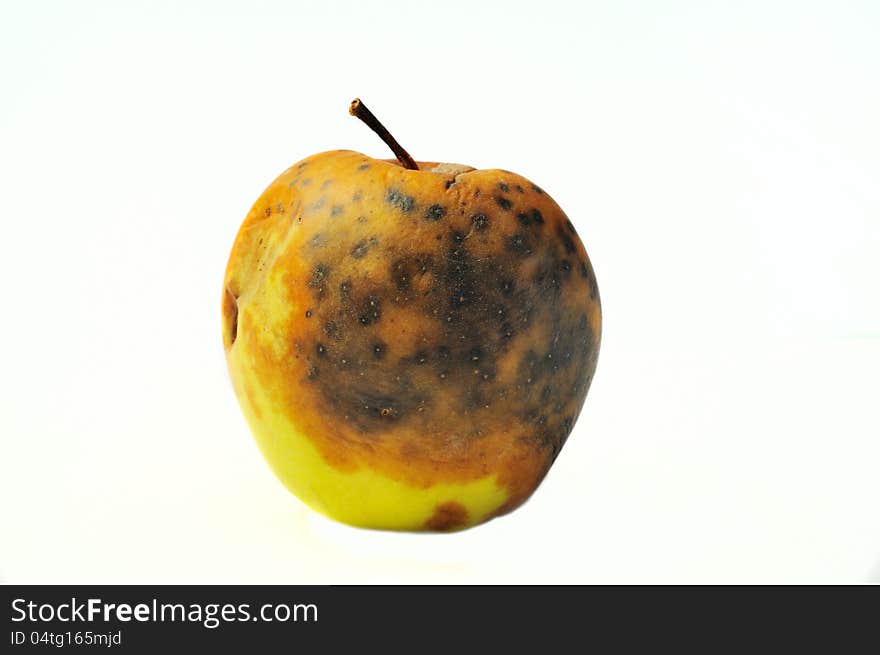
[349,98,420,171]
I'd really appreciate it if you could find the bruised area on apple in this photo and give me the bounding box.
[224,150,601,528]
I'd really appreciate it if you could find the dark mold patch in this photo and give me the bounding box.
[298,199,599,456]
[322,381,431,433]
[532,259,564,297]
[507,233,533,256]
[391,254,434,294]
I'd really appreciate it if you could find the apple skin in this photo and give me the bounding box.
[222,150,601,531]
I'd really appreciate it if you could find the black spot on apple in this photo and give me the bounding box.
[357,163,370,171]
[517,209,544,228]
[498,182,510,193]
[351,237,379,259]
[495,196,512,211]
[309,264,330,291]
[386,188,415,213]
[471,213,489,230]
[424,204,446,221]
[330,204,344,217]
[357,296,381,326]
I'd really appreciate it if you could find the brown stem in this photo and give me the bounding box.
[349,98,419,171]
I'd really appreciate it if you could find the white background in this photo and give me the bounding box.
[2,1,878,583]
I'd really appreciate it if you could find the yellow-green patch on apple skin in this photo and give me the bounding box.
[223,150,601,531]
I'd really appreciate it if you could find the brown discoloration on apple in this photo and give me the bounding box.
[222,287,238,349]
[224,150,601,516]
[425,501,469,531]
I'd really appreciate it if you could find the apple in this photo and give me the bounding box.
[222,99,601,531]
